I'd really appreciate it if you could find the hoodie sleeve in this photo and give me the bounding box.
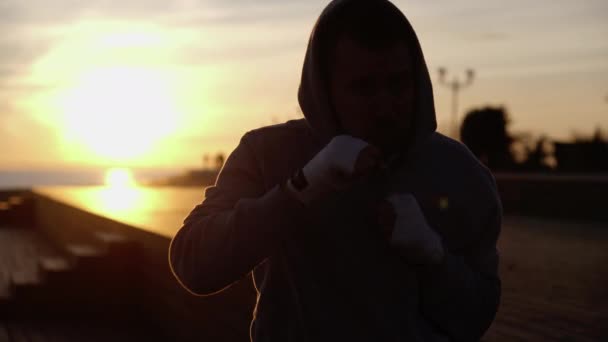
[169,132,305,295]
[417,182,502,341]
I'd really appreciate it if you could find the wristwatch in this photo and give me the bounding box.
[290,168,309,191]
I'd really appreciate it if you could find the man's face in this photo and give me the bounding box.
[329,37,416,155]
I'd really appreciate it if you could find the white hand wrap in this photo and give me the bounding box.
[387,194,445,264]
[288,135,369,205]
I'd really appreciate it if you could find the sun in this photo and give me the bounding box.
[60,67,178,162]
[105,167,136,188]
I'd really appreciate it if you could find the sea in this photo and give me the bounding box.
[0,170,207,238]
[34,186,206,238]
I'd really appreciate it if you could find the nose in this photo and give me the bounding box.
[373,96,399,120]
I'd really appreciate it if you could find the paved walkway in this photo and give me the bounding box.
[0,227,159,341]
[0,318,154,342]
[0,228,55,300]
[483,216,608,341]
[1,215,607,341]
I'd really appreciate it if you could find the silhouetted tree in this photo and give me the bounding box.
[591,126,605,143]
[215,153,225,170]
[555,126,608,173]
[202,154,210,170]
[462,106,608,173]
[460,106,516,171]
[519,136,553,171]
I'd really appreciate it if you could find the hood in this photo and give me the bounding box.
[297,0,437,156]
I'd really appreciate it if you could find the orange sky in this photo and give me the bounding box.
[1,0,607,170]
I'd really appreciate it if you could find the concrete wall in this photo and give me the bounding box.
[0,189,36,228]
[32,192,256,342]
[495,174,608,223]
[17,173,605,339]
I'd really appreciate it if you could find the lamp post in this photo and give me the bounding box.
[437,68,475,139]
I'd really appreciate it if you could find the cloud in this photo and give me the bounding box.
[0,0,167,26]
[0,39,56,84]
[476,32,509,41]
[0,111,64,168]
[0,0,316,82]
[0,0,316,27]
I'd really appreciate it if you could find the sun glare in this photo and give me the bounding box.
[60,67,179,162]
[105,167,136,188]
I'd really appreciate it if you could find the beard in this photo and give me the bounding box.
[366,117,412,157]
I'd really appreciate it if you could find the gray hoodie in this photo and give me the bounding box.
[169,1,501,341]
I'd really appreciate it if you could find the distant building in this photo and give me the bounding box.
[146,169,219,187]
[554,141,608,173]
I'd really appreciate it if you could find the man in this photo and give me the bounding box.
[169,1,501,341]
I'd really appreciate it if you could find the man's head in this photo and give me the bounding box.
[321,1,419,155]
[298,0,436,155]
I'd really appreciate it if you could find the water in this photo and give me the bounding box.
[34,186,208,238]
[0,169,181,189]
[0,170,106,188]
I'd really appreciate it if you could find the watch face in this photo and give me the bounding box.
[291,169,309,191]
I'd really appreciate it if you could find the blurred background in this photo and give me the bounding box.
[0,0,607,341]
[1,0,607,183]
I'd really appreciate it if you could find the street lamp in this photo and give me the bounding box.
[437,67,475,139]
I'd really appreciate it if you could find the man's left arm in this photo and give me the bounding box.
[417,201,502,341]
[384,190,501,341]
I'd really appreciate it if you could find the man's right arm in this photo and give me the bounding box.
[169,132,305,296]
[169,132,376,295]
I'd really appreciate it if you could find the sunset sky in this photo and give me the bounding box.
[1,0,607,171]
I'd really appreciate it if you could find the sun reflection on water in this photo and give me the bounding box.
[97,186,143,213]
[105,168,136,188]
[35,185,205,238]
[100,168,141,212]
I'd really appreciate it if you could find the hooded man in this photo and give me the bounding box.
[169,1,501,341]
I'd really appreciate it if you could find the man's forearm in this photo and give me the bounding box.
[417,249,500,341]
[169,184,305,296]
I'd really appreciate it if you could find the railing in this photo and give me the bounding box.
[2,190,255,342]
[495,173,608,222]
